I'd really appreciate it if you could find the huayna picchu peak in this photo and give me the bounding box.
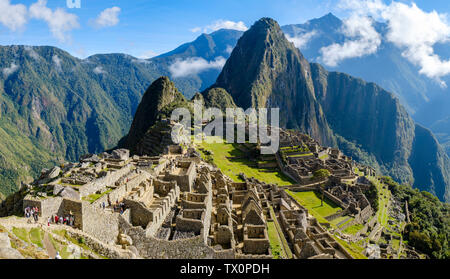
[0,2,449,263]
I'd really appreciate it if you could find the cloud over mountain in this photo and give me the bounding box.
[2,63,19,78]
[285,30,318,49]
[190,19,248,33]
[320,15,381,67]
[169,56,226,78]
[336,0,450,86]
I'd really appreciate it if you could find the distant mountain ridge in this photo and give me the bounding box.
[0,29,242,197]
[281,13,450,158]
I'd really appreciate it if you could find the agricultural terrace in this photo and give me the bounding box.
[285,190,343,225]
[197,137,294,186]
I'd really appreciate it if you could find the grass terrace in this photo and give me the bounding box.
[267,221,286,259]
[82,188,113,204]
[268,206,293,259]
[286,190,343,225]
[197,137,294,186]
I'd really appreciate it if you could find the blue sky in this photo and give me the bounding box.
[0,0,449,59]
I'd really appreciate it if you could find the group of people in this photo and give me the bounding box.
[24,207,40,223]
[47,214,75,227]
[113,201,126,214]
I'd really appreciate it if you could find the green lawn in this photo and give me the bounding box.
[12,227,29,243]
[342,223,364,235]
[367,176,391,227]
[286,190,343,225]
[197,137,294,186]
[29,228,44,248]
[82,188,113,204]
[267,222,285,259]
[330,215,353,227]
[268,206,293,259]
[332,234,367,259]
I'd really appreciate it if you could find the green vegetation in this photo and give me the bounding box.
[267,221,285,259]
[343,224,364,235]
[368,176,391,227]
[332,235,367,259]
[285,190,342,225]
[53,229,107,259]
[382,176,449,259]
[82,188,113,204]
[12,227,29,243]
[268,206,293,259]
[29,228,44,248]
[197,137,294,186]
[312,169,331,180]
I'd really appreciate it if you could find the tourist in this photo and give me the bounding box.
[55,215,59,224]
[55,252,62,259]
[47,216,51,226]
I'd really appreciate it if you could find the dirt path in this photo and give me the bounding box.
[43,232,56,259]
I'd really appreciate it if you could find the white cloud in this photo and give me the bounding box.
[225,45,234,54]
[93,66,106,75]
[191,19,248,33]
[0,0,28,31]
[169,56,226,78]
[29,0,80,43]
[138,50,158,59]
[94,6,121,28]
[336,0,450,86]
[2,63,19,78]
[24,46,41,60]
[285,30,318,49]
[52,55,62,72]
[189,27,202,33]
[320,15,381,67]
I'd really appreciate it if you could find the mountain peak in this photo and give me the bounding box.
[310,12,342,26]
[124,76,187,151]
[212,18,334,145]
[253,17,280,30]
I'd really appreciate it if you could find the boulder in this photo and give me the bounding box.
[0,233,24,259]
[56,187,80,200]
[53,185,65,196]
[127,245,139,256]
[46,167,61,180]
[66,244,82,259]
[118,233,133,247]
[80,154,100,163]
[111,149,130,161]
[39,167,61,181]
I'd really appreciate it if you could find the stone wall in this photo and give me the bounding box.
[79,165,132,198]
[23,195,64,219]
[119,216,216,259]
[61,199,83,229]
[81,202,121,244]
[124,199,154,229]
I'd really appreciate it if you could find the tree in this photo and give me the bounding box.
[312,169,331,206]
[313,169,331,180]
